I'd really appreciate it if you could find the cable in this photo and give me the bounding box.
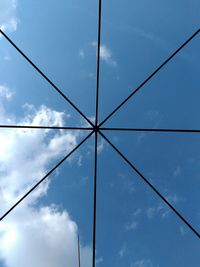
[99,131,200,239]
[92,132,98,267]
[0,29,94,128]
[95,0,102,126]
[0,125,93,130]
[100,127,200,133]
[0,131,94,221]
[99,29,200,127]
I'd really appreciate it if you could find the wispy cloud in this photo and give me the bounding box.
[0,85,14,100]
[131,259,159,267]
[173,166,182,177]
[180,226,187,237]
[133,208,142,217]
[146,193,182,220]
[119,243,127,258]
[125,221,138,231]
[92,42,117,67]
[0,0,18,32]
[96,257,103,265]
[79,48,85,59]
[97,137,105,154]
[137,110,162,144]
[117,172,135,193]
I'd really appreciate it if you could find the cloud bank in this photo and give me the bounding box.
[0,87,92,267]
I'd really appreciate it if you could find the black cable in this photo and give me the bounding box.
[99,131,200,239]
[99,29,200,127]
[100,127,200,133]
[92,132,98,267]
[78,234,81,267]
[95,0,102,127]
[0,125,93,130]
[0,29,94,128]
[0,131,94,221]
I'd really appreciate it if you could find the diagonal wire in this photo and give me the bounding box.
[95,0,102,126]
[0,125,93,130]
[92,132,98,267]
[101,127,200,133]
[99,131,200,239]
[0,29,94,128]
[99,28,200,127]
[0,131,94,221]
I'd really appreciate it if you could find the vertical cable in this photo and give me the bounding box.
[78,234,81,267]
[95,0,102,126]
[92,132,98,267]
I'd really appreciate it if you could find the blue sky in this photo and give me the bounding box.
[0,1,199,267]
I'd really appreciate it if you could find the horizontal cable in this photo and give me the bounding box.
[0,29,94,127]
[99,131,200,239]
[101,127,200,133]
[99,28,200,127]
[0,125,93,130]
[0,131,94,221]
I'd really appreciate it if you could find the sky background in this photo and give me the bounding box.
[0,0,200,267]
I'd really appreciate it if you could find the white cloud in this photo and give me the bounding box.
[137,132,146,144]
[117,172,135,193]
[146,193,182,220]
[133,208,142,217]
[96,257,103,265]
[131,259,159,267]
[146,207,156,220]
[119,243,127,258]
[0,206,92,267]
[77,155,83,167]
[3,55,11,61]
[92,42,117,67]
[0,0,18,32]
[0,90,92,267]
[180,226,187,236]
[173,166,182,177]
[79,49,85,59]
[0,85,14,100]
[97,137,105,154]
[125,221,138,231]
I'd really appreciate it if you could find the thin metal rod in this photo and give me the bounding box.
[99,131,200,239]
[0,131,94,221]
[100,127,200,133]
[99,28,200,127]
[78,234,81,267]
[0,125,93,130]
[92,132,98,267]
[95,0,102,126]
[0,29,94,128]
